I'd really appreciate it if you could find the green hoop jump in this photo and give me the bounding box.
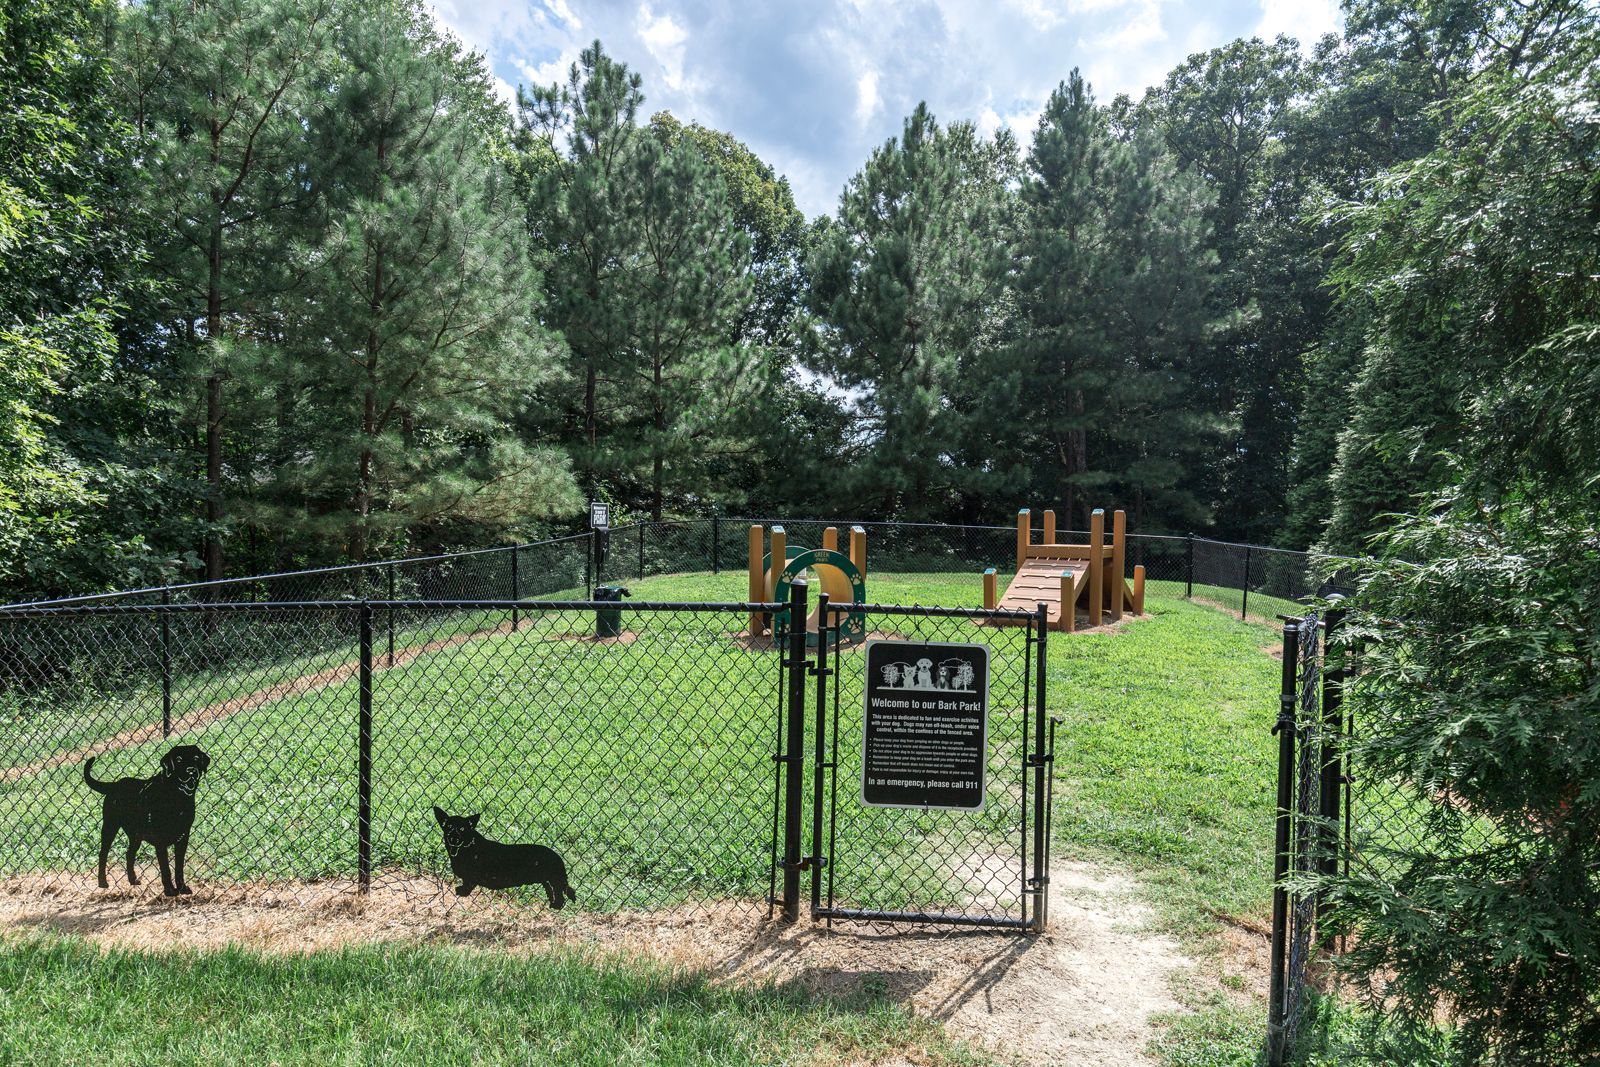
[765,547,867,648]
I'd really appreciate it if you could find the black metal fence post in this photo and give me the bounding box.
[1185,533,1195,598]
[510,545,521,632]
[1031,602,1050,933]
[1268,620,1301,1065]
[584,530,593,596]
[160,586,172,737]
[781,578,809,922]
[712,513,721,574]
[1318,603,1346,914]
[638,523,645,580]
[357,601,374,894]
[810,592,830,916]
[1242,546,1254,620]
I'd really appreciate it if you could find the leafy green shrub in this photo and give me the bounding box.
[1325,495,1599,1063]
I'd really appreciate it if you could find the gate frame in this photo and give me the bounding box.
[783,597,1054,934]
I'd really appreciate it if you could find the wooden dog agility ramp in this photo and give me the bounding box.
[983,507,1146,632]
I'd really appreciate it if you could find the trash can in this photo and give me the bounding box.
[595,584,631,638]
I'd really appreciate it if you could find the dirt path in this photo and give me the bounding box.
[1,621,521,784]
[0,860,1191,1065]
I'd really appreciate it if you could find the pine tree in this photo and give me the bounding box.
[519,45,766,520]
[116,0,335,578]
[1011,73,1220,531]
[1138,37,1322,543]
[615,134,754,520]
[516,42,645,501]
[805,104,1013,519]
[276,1,576,562]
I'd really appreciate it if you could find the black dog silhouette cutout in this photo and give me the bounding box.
[84,745,211,897]
[433,806,576,908]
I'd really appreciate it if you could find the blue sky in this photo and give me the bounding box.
[426,0,1344,217]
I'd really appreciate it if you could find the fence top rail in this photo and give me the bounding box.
[734,516,1015,533]
[1192,536,1349,560]
[0,598,789,618]
[824,601,1038,623]
[1,532,595,610]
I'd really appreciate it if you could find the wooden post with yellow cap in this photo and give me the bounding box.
[748,525,764,636]
[1111,509,1126,622]
[1088,509,1104,627]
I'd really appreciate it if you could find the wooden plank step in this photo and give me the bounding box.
[995,558,1088,622]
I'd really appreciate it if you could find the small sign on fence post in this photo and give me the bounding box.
[861,640,989,811]
[588,501,610,530]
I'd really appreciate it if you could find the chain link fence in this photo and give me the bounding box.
[5,515,1344,629]
[0,599,794,915]
[813,602,1050,931]
[0,587,1058,930]
[1268,607,1442,1065]
[0,514,1345,937]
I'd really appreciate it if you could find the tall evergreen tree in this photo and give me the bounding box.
[116,0,334,578]
[277,1,576,561]
[1290,0,1584,549]
[805,104,1014,520]
[647,112,805,346]
[1138,37,1322,543]
[1011,73,1219,531]
[519,44,765,520]
[615,133,755,520]
[516,42,644,501]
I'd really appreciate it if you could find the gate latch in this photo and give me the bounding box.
[783,856,827,873]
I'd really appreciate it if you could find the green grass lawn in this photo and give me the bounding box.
[1,570,1283,930]
[0,934,986,1067]
[0,569,1292,1065]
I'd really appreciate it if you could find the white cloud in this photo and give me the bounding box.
[855,68,881,126]
[978,102,1044,142]
[1095,0,1166,52]
[637,4,691,92]
[544,0,581,32]
[1255,0,1341,46]
[424,0,1324,216]
[518,52,579,90]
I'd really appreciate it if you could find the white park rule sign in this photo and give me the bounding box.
[860,640,990,811]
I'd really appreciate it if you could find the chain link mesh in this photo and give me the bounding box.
[0,600,788,916]
[1284,608,1324,1054]
[814,603,1041,930]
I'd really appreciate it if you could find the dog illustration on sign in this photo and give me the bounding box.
[877,654,978,693]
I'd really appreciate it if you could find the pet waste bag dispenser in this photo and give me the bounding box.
[595,585,631,638]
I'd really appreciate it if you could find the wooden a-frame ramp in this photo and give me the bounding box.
[982,507,1146,632]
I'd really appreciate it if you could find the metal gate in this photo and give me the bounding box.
[769,581,1054,933]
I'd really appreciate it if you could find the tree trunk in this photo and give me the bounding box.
[651,357,665,522]
[584,359,597,496]
[204,176,225,581]
[354,217,385,565]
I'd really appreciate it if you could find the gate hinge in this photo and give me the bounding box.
[1028,875,1050,891]
[1026,753,1052,768]
[783,856,826,873]
[1272,695,1297,735]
